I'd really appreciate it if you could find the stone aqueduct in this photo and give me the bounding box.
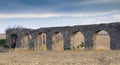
[5,22,120,50]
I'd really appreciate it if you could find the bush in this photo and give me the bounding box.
[0,39,6,47]
[0,39,9,48]
[80,42,85,48]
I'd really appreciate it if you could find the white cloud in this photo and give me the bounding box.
[0,13,87,18]
[113,14,120,21]
[81,0,114,4]
[0,11,119,19]
[0,12,118,33]
[0,13,62,18]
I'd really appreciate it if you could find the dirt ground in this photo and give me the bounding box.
[0,50,120,65]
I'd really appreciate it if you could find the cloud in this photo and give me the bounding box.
[81,0,115,4]
[0,0,119,33]
[0,13,118,33]
[0,13,61,18]
[113,14,120,21]
[0,0,120,14]
[0,11,119,19]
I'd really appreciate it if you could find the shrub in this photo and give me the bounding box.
[80,42,85,48]
[0,39,9,48]
[0,39,6,47]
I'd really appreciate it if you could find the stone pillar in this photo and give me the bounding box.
[84,32,93,50]
[110,29,120,50]
[5,33,10,47]
[29,33,35,49]
[19,34,29,49]
[15,35,21,48]
[46,32,52,50]
[63,31,71,50]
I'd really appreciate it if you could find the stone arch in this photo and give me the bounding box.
[35,32,46,50]
[71,31,85,50]
[10,34,18,48]
[93,30,110,50]
[52,32,64,50]
[22,33,30,48]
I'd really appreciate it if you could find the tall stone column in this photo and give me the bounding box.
[63,31,71,50]
[84,32,93,50]
[5,34,10,48]
[46,32,52,50]
[15,35,21,48]
[110,29,120,50]
[29,33,35,49]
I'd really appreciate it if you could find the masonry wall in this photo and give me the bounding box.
[5,22,120,50]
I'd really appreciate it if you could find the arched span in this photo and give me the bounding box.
[71,31,85,50]
[93,30,110,50]
[35,32,46,50]
[10,34,18,48]
[6,22,120,50]
[22,33,30,49]
[52,32,64,51]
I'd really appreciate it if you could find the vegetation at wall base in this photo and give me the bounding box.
[0,39,5,47]
[0,39,9,48]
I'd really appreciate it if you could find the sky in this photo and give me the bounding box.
[0,0,120,33]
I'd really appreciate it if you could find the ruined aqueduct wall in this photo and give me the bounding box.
[5,22,120,50]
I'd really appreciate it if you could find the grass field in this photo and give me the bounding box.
[0,32,120,65]
[0,50,120,65]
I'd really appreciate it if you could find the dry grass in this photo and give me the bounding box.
[0,50,120,65]
[52,41,64,51]
[0,32,119,65]
[93,35,110,50]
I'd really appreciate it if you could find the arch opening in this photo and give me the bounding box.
[52,32,64,51]
[93,30,110,50]
[10,34,18,48]
[71,32,85,50]
[23,33,30,48]
[35,33,46,50]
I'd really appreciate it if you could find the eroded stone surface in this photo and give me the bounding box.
[5,22,120,50]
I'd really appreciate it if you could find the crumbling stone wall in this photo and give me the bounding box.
[5,22,120,50]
